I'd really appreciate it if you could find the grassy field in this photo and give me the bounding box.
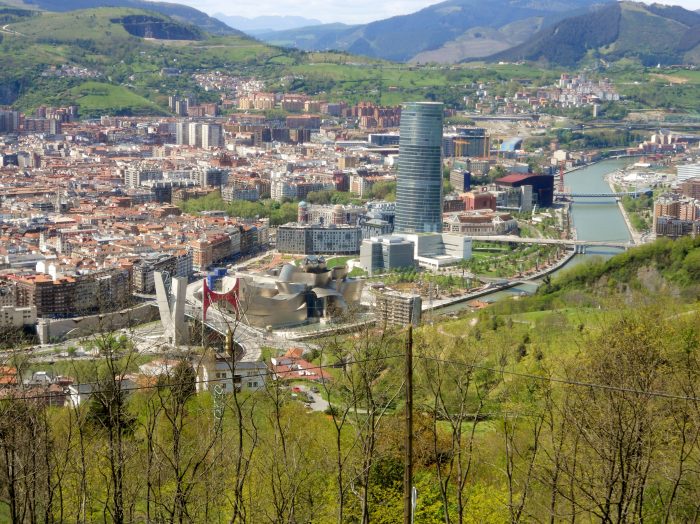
[68,81,164,116]
[11,8,139,41]
[325,256,354,268]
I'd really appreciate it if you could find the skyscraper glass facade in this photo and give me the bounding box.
[395,102,444,234]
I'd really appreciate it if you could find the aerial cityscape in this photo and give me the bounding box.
[1,0,700,521]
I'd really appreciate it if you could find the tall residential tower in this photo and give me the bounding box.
[395,102,444,234]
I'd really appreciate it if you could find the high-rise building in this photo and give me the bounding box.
[188,122,201,148]
[395,102,444,234]
[201,123,223,149]
[175,121,189,145]
[0,110,20,134]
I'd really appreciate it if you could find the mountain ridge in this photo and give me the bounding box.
[212,14,322,35]
[256,0,605,62]
[491,1,700,66]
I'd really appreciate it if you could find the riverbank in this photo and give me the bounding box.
[423,247,577,313]
[606,178,644,245]
[561,153,645,178]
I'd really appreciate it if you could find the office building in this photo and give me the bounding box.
[495,173,554,207]
[450,170,471,192]
[678,164,700,183]
[368,133,400,147]
[359,236,415,276]
[395,102,444,234]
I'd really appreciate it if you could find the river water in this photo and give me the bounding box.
[436,158,637,312]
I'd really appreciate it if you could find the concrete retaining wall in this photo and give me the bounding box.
[37,303,159,344]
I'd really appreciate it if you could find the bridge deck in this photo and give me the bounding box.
[473,236,631,248]
[555,190,651,198]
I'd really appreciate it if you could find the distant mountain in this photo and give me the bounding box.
[213,14,322,35]
[1,0,241,35]
[492,1,700,66]
[257,0,605,63]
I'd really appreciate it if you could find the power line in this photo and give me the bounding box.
[414,354,700,403]
[3,348,699,405]
[0,353,405,404]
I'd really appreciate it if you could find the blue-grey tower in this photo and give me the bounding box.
[395,102,444,234]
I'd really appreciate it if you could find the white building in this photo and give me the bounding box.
[678,164,700,183]
[276,223,363,255]
[403,233,473,270]
[188,122,202,148]
[201,123,223,149]
[0,305,37,328]
[196,353,267,393]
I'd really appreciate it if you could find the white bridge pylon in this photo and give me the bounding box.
[155,271,190,346]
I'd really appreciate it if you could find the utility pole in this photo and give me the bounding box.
[403,324,414,524]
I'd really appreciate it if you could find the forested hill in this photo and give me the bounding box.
[0,0,241,35]
[492,1,700,66]
[257,0,604,63]
[541,236,700,298]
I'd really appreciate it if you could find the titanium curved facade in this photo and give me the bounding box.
[395,102,444,234]
[220,257,364,328]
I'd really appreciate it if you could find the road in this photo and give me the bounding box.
[0,321,170,364]
[296,384,329,412]
[1,24,25,37]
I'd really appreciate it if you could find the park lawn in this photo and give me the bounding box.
[326,256,354,268]
[471,251,505,260]
[348,267,367,277]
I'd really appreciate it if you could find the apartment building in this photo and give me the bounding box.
[10,268,131,317]
[276,223,363,255]
[0,306,37,328]
[373,288,422,327]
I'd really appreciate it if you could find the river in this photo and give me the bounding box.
[435,158,637,312]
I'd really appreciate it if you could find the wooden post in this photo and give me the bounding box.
[403,324,414,524]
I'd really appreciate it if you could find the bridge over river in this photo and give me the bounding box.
[473,235,633,250]
[555,189,652,199]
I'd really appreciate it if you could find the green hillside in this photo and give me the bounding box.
[69,81,164,115]
[529,236,700,309]
[0,6,565,116]
[0,0,239,35]
[495,1,700,66]
[0,7,281,114]
[258,0,603,62]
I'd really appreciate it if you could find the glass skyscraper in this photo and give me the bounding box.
[395,102,444,234]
